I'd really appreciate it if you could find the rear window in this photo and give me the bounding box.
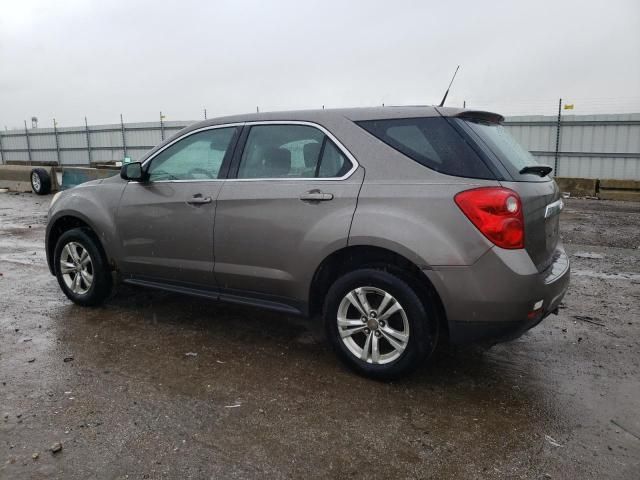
[357,117,495,179]
[461,119,543,178]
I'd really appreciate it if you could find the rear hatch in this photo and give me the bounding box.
[455,114,561,272]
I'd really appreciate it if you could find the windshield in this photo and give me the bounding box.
[461,119,545,179]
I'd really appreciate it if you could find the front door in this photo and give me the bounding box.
[116,126,240,287]
[213,123,363,303]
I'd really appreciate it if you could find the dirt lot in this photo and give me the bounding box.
[1,192,639,479]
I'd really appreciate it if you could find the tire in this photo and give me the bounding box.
[30,168,52,195]
[324,268,438,380]
[54,228,112,306]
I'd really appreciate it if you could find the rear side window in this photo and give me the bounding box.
[357,117,495,179]
[237,124,352,179]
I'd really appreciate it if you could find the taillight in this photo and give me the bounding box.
[454,187,525,249]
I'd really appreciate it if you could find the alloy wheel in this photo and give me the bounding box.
[59,241,94,295]
[31,172,41,192]
[336,286,410,365]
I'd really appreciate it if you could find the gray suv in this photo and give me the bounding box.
[46,107,570,379]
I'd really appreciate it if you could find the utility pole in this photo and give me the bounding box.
[120,114,127,160]
[554,98,562,175]
[85,117,93,165]
[53,118,61,165]
[24,120,32,165]
[0,129,4,165]
[204,108,207,120]
[160,111,165,141]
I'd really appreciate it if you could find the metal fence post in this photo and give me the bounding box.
[53,118,61,165]
[120,114,127,160]
[204,108,207,120]
[24,120,32,165]
[554,98,562,175]
[160,111,165,141]
[85,117,93,165]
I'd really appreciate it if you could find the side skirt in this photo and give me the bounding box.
[122,277,306,317]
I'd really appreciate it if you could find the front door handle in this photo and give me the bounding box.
[187,195,212,205]
[299,190,334,202]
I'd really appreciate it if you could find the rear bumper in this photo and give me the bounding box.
[424,244,570,345]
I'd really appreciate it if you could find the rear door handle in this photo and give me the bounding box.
[187,195,212,205]
[299,190,334,202]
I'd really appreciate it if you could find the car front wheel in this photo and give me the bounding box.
[324,268,437,380]
[54,228,112,306]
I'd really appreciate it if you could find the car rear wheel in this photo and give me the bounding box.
[324,268,437,380]
[54,228,112,306]
[31,168,52,195]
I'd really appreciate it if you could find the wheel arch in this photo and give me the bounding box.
[308,245,448,335]
[46,214,112,275]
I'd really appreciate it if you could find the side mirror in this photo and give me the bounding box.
[120,162,145,181]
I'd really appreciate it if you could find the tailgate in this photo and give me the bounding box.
[453,115,563,273]
[501,179,561,272]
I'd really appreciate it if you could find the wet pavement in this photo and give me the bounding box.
[1,192,639,479]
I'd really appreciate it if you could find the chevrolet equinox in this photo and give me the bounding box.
[46,107,570,379]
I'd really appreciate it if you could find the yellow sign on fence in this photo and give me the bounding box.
[564,104,575,110]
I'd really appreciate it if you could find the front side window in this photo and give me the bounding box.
[357,117,495,180]
[237,124,352,179]
[147,127,238,181]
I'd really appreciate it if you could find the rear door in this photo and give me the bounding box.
[458,118,561,271]
[116,126,240,286]
[213,122,363,304]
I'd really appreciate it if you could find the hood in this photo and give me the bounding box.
[76,178,104,188]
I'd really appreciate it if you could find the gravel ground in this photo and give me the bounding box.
[1,192,639,479]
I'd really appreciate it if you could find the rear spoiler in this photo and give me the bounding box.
[454,110,505,124]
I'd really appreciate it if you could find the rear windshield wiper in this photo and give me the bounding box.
[519,165,552,177]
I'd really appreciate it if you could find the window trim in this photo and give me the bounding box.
[139,121,359,183]
[228,121,359,181]
[314,136,328,178]
[140,123,244,183]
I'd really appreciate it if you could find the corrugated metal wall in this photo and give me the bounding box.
[1,114,639,179]
[504,113,640,180]
[0,121,188,165]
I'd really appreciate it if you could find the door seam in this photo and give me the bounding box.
[346,166,366,245]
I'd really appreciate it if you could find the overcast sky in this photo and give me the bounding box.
[1,0,639,128]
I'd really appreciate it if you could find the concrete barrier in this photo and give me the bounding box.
[60,167,119,190]
[598,179,640,202]
[0,165,118,193]
[554,177,598,198]
[0,165,58,193]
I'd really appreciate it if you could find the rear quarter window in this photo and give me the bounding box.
[460,119,548,182]
[357,117,495,180]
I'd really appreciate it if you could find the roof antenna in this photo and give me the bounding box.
[438,65,460,107]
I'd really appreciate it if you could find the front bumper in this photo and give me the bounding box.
[425,244,570,345]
